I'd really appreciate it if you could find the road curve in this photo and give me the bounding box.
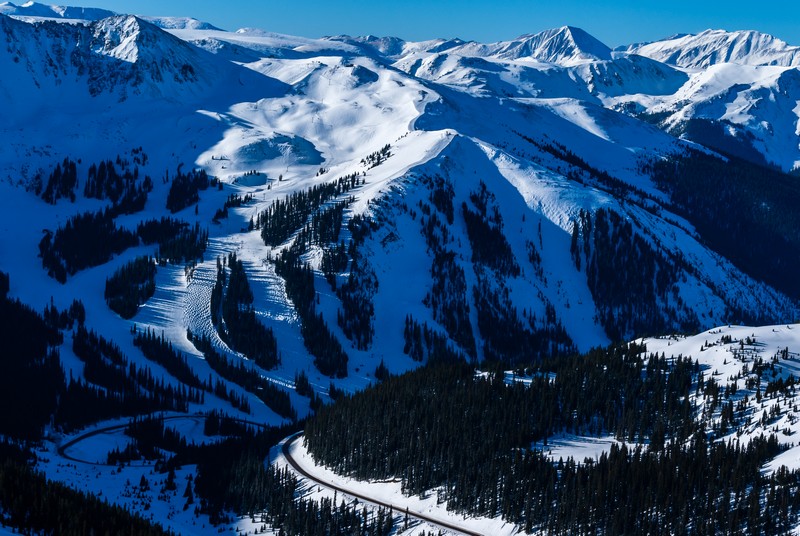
[281,433,485,536]
[57,414,268,466]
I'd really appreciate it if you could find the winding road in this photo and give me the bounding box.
[57,419,487,535]
[281,433,485,536]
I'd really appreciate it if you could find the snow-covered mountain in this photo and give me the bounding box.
[0,12,281,106]
[2,3,800,391]
[433,25,614,65]
[614,29,800,171]
[0,1,220,30]
[2,6,800,532]
[0,0,114,21]
[624,29,800,69]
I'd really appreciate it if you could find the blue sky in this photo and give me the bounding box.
[78,0,800,47]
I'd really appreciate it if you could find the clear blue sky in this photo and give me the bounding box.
[76,0,800,47]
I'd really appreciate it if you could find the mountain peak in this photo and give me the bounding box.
[625,28,800,68]
[90,14,152,63]
[490,25,612,64]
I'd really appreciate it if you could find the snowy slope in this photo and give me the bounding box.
[644,323,800,472]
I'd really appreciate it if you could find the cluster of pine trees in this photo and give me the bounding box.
[165,167,211,213]
[305,349,800,534]
[59,326,204,430]
[274,246,348,378]
[289,200,351,248]
[210,253,281,371]
[39,208,139,283]
[402,315,464,363]
[40,212,208,283]
[137,217,208,265]
[0,277,64,439]
[255,176,360,247]
[570,208,699,341]
[0,286,172,534]
[0,442,172,535]
[132,327,251,412]
[105,256,156,319]
[38,156,155,213]
[472,269,576,364]
[35,158,214,281]
[254,175,374,373]
[360,144,392,169]
[128,415,188,459]
[334,214,378,350]
[213,193,253,222]
[320,241,348,286]
[203,410,258,437]
[0,274,204,434]
[410,175,573,364]
[419,176,475,356]
[462,181,520,276]
[84,159,153,216]
[40,158,78,204]
[133,328,205,390]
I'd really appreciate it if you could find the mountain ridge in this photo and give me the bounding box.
[624,28,800,68]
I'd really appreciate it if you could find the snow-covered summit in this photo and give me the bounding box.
[413,26,613,65]
[0,1,114,21]
[140,16,221,32]
[488,26,613,64]
[331,26,611,66]
[0,11,285,112]
[0,2,219,31]
[624,29,800,69]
